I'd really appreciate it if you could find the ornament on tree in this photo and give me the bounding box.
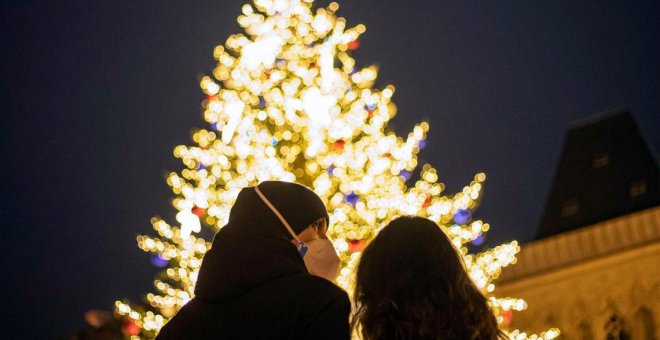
[332,139,345,152]
[422,194,432,208]
[150,253,169,268]
[453,209,472,224]
[399,170,412,181]
[344,192,359,206]
[348,239,366,252]
[472,233,486,246]
[121,319,141,336]
[501,310,513,326]
[348,39,360,50]
[365,103,376,119]
[192,206,206,218]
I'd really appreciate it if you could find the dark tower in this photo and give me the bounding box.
[537,109,659,239]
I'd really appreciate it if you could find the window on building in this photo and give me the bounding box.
[593,153,610,168]
[561,199,580,217]
[605,314,631,340]
[629,180,647,197]
[633,307,657,340]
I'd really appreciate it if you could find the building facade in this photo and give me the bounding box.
[498,207,660,339]
[497,109,659,339]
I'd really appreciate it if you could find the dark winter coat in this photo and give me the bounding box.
[156,181,351,340]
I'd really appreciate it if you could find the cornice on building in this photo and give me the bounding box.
[499,205,660,285]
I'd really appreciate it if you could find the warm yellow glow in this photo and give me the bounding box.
[116,1,555,339]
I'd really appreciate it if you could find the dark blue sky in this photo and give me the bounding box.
[2,0,658,338]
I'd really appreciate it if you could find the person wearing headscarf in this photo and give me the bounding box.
[156,181,350,339]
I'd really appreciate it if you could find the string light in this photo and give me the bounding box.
[116,1,557,339]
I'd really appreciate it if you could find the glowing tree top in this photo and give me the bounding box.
[115,1,559,339]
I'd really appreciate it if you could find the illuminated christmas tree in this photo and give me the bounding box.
[115,1,559,339]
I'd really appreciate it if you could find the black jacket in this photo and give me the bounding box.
[156,182,351,340]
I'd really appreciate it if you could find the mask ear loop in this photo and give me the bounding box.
[254,186,308,257]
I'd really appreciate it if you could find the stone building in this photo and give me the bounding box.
[497,109,659,339]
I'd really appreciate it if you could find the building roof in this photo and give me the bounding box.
[536,109,659,239]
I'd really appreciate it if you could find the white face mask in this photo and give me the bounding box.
[302,238,341,282]
[255,186,341,282]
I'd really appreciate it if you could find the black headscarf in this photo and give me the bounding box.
[194,181,330,301]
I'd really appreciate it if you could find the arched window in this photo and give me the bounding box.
[605,314,631,340]
[633,307,657,340]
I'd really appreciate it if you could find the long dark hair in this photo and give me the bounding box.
[352,216,505,340]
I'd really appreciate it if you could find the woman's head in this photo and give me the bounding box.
[353,216,503,340]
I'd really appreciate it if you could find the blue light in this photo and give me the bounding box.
[471,234,486,246]
[327,165,336,176]
[258,96,266,108]
[271,138,278,146]
[211,122,219,131]
[345,192,359,206]
[418,140,427,149]
[150,254,169,268]
[453,209,472,224]
[399,170,412,180]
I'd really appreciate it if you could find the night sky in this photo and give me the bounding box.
[2,0,659,338]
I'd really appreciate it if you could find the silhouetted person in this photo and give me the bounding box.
[156,181,350,339]
[352,216,505,339]
[64,310,122,340]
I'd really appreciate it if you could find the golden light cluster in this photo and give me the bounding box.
[116,0,557,339]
